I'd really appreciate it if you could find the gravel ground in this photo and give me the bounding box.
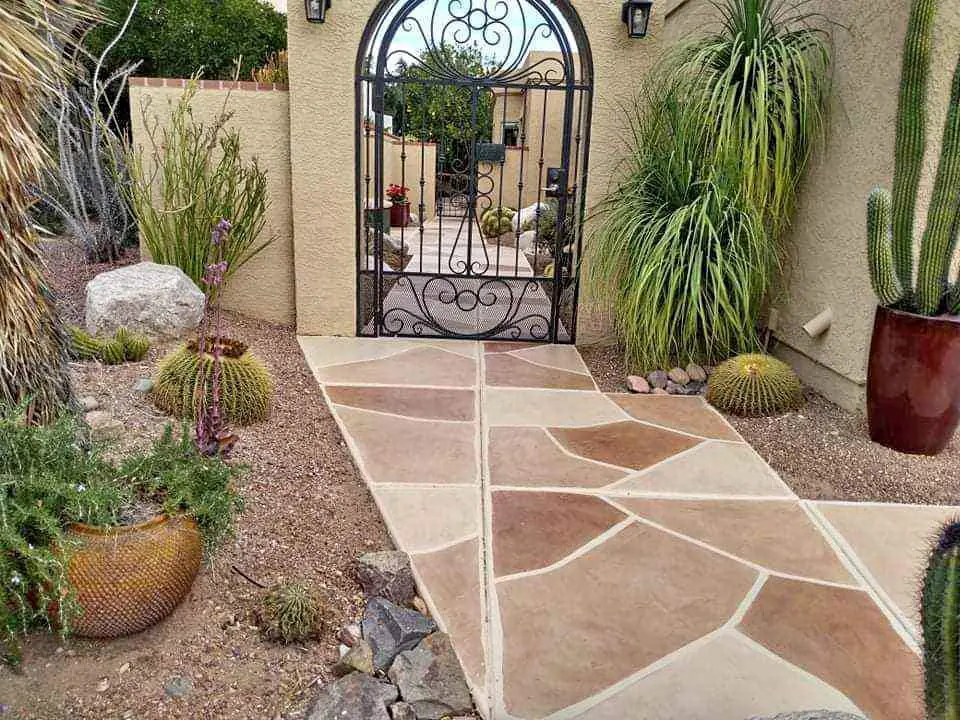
[580,343,960,505]
[1,241,392,719]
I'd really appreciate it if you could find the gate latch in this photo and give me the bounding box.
[545,167,567,198]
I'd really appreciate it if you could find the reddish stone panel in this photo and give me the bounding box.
[739,576,923,720]
[485,353,595,391]
[326,386,475,422]
[610,394,742,441]
[550,421,702,471]
[492,491,627,577]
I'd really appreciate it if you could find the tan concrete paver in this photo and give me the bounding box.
[301,337,925,720]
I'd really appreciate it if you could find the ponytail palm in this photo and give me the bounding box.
[672,0,831,235]
[0,0,92,421]
[588,94,776,370]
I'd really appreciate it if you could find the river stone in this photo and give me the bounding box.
[627,375,651,394]
[747,713,866,720]
[306,673,398,720]
[668,367,691,385]
[85,262,204,340]
[647,370,669,389]
[362,598,437,672]
[686,363,708,383]
[85,411,123,442]
[387,633,473,720]
[357,551,416,605]
[333,640,375,677]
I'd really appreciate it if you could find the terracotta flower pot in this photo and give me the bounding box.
[66,515,202,638]
[390,202,411,228]
[867,305,960,455]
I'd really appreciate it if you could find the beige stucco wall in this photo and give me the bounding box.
[287,0,668,337]
[129,80,296,326]
[361,133,437,222]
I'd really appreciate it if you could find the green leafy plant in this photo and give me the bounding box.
[867,0,960,317]
[152,338,273,426]
[921,520,960,719]
[0,407,243,665]
[259,582,329,644]
[669,0,831,236]
[588,92,774,370]
[0,0,90,423]
[86,0,286,81]
[706,353,804,416]
[126,79,275,289]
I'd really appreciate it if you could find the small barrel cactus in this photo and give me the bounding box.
[68,326,104,361]
[99,339,127,366]
[152,338,273,425]
[114,327,151,362]
[68,326,150,364]
[922,520,960,719]
[259,582,329,643]
[480,206,515,238]
[706,353,804,417]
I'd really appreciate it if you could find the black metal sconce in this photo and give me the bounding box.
[305,0,331,23]
[621,0,653,38]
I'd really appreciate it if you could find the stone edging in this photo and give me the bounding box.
[129,77,289,92]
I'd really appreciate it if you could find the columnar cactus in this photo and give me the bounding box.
[921,521,960,719]
[868,0,960,317]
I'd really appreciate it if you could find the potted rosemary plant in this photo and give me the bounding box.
[866,0,960,455]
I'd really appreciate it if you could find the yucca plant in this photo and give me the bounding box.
[670,0,831,236]
[0,0,93,423]
[588,91,775,370]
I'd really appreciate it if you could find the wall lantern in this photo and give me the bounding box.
[305,0,331,23]
[621,0,653,38]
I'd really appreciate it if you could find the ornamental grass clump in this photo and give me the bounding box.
[125,79,275,289]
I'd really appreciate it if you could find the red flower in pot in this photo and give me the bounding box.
[387,184,411,228]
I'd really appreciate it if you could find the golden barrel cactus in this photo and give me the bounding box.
[707,353,804,417]
[152,338,273,425]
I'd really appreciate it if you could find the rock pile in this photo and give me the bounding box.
[306,551,477,720]
[627,363,713,397]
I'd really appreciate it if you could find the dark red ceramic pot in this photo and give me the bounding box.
[867,305,960,455]
[389,202,410,228]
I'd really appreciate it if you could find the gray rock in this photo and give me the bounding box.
[164,676,193,699]
[339,622,362,647]
[133,378,154,394]
[684,380,706,396]
[85,411,123,442]
[362,598,437,672]
[686,363,708,383]
[388,633,473,720]
[357,551,416,605]
[307,673,398,720]
[80,396,100,412]
[333,640,375,677]
[747,713,866,720]
[85,262,205,340]
[668,367,691,385]
[390,702,417,720]
[665,381,684,395]
[647,370,669,389]
[627,375,651,394]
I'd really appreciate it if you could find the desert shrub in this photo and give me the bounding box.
[86,0,287,81]
[126,80,274,288]
[259,582,329,643]
[0,409,243,665]
[252,50,288,86]
[152,338,273,426]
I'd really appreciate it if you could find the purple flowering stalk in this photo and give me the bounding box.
[195,219,238,457]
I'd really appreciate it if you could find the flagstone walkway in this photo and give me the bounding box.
[300,337,949,720]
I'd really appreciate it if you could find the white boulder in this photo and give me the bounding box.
[517,231,538,253]
[85,262,205,340]
[511,202,546,232]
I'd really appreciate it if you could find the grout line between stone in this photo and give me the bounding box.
[408,532,481,558]
[802,501,922,653]
[330,402,475,425]
[602,497,865,592]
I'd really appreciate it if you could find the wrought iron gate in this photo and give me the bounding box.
[355,0,594,342]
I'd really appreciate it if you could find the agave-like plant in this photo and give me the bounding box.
[670,0,831,236]
[0,0,92,422]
